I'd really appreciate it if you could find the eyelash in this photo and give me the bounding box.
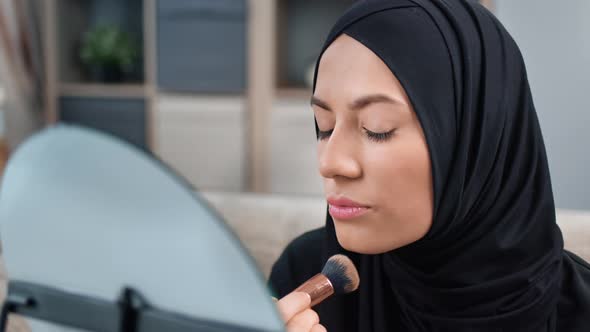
[316,128,395,142]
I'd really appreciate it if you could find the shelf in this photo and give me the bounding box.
[59,83,147,98]
[56,0,145,84]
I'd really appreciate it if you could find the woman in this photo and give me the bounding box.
[269,0,590,331]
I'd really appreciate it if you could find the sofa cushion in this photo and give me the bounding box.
[201,191,325,278]
[202,191,590,278]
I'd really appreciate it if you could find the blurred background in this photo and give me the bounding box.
[0,0,587,209]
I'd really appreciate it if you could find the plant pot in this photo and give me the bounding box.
[88,64,124,83]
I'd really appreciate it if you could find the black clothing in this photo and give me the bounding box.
[270,229,590,331]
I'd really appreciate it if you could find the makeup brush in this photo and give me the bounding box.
[294,254,360,307]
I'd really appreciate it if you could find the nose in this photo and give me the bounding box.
[318,127,362,180]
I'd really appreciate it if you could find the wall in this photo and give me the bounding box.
[495,1,590,209]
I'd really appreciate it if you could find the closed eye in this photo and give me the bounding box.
[317,129,333,141]
[364,128,395,142]
[317,128,395,142]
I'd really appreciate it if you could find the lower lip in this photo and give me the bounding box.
[329,204,369,220]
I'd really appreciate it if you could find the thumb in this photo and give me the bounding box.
[276,291,311,322]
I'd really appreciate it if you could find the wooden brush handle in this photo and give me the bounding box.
[294,273,334,307]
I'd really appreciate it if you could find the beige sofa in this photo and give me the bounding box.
[202,191,590,278]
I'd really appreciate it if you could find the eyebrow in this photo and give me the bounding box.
[310,94,405,111]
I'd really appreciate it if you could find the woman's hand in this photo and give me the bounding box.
[275,292,327,332]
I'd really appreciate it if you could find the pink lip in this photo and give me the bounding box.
[327,197,370,220]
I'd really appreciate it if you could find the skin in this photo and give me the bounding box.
[313,34,434,255]
[276,292,326,332]
[277,33,434,330]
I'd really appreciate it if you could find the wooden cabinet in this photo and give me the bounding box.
[42,0,495,192]
[59,97,147,150]
[153,95,246,191]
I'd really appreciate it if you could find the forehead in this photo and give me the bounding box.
[315,34,406,101]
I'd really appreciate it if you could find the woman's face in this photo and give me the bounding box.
[313,34,434,254]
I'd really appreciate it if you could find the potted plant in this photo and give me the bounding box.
[79,25,139,83]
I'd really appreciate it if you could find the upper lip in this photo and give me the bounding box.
[326,196,369,208]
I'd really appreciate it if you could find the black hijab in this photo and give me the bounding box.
[308,0,590,331]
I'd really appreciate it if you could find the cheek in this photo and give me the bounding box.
[365,134,433,228]
[329,133,434,254]
[365,136,429,187]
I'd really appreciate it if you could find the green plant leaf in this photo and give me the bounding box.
[79,24,139,72]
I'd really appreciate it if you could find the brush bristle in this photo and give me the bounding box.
[321,254,360,295]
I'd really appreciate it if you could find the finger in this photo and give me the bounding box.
[311,324,327,332]
[285,309,319,331]
[276,291,311,322]
[7,314,31,332]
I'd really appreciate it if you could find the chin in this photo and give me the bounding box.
[334,225,395,255]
